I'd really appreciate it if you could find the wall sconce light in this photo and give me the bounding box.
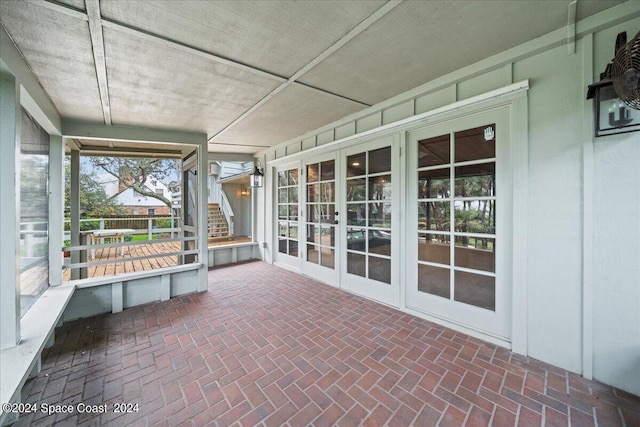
[250,161,264,188]
[586,31,640,137]
[587,75,640,137]
[240,185,249,197]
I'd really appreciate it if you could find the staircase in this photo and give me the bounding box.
[208,203,230,238]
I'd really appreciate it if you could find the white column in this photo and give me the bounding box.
[198,142,209,292]
[0,68,21,349]
[70,149,80,280]
[49,135,64,286]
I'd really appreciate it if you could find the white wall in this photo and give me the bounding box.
[514,42,585,374]
[222,183,251,237]
[591,20,640,397]
[254,9,640,395]
[592,132,640,396]
[114,187,168,207]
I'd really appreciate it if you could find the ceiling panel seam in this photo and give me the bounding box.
[287,0,403,82]
[85,0,111,125]
[99,17,288,84]
[35,0,88,21]
[98,18,371,108]
[208,0,404,143]
[207,84,290,143]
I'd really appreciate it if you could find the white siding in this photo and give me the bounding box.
[591,20,640,397]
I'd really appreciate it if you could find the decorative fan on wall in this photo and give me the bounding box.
[612,31,640,110]
[586,30,640,137]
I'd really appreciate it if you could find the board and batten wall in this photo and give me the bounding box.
[591,20,640,397]
[254,7,640,396]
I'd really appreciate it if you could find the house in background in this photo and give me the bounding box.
[107,175,174,216]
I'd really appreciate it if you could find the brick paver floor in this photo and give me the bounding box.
[15,261,640,426]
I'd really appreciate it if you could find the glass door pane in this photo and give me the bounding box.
[416,125,497,310]
[346,146,392,284]
[306,160,335,269]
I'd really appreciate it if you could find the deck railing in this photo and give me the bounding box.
[63,215,179,240]
[61,216,199,280]
[219,186,235,236]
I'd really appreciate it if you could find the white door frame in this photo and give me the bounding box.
[339,135,401,307]
[405,106,513,342]
[272,161,302,272]
[300,151,340,287]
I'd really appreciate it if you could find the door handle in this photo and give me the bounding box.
[334,220,339,225]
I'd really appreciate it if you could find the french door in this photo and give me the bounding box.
[274,163,300,271]
[301,153,339,286]
[340,136,399,307]
[406,109,512,339]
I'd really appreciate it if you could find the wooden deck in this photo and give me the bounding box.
[63,236,253,281]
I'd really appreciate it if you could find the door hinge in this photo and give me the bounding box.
[399,147,402,157]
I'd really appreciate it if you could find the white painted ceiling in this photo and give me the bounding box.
[0,0,627,154]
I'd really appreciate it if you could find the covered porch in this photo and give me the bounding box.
[2,0,640,425]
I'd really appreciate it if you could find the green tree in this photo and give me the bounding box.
[64,162,124,218]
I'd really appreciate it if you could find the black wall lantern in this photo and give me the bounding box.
[586,31,640,137]
[250,161,264,188]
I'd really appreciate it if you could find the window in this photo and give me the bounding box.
[156,188,164,196]
[19,108,50,316]
[148,208,155,215]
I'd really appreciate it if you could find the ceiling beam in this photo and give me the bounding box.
[68,138,82,151]
[36,0,397,147]
[567,0,577,55]
[62,120,206,145]
[39,1,370,112]
[85,0,112,125]
[209,0,403,143]
[40,0,369,107]
[78,145,183,157]
[208,142,271,148]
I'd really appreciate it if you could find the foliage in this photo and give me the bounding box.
[418,172,495,248]
[20,153,49,218]
[89,157,179,208]
[155,218,172,229]
[64,161,125,219]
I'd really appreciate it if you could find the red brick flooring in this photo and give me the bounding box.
[15,261,640,426]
